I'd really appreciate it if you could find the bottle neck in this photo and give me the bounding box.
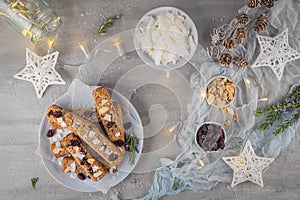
[0,0,62,44]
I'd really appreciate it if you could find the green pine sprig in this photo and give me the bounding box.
[98,17,115,35]
[173,180,179,190]
[126,134,139,166]
[30,177,39,189]
[254,85,300,135]
[273,112,300,135]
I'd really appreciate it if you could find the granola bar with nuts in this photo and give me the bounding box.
[93,87,125,152]
[61,133,107,182]
[46,104,124,167]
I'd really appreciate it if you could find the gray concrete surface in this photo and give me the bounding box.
[0,0,300,199]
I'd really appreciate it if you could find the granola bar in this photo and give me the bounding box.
[51,141,68,158]
[46,104,124,167]
[93,87,125,151]
[61,133,107,181]
[61,156,85,173]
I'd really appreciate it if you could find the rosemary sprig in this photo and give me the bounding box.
[125,134,139,166]
[30,177,39,189]
[273,112,300,135]
[254,85,300,135]
[173,180,179,190]
[98,15,121,35]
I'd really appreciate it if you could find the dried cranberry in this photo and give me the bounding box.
[197,123,225,152]
[201,125,208,132]
[113,140,125,147]
[197,139,204,147]
[53,111,63,118]
[47,110,54,117]
[219,141,225,149]
[207,125,213,130]
[200,134,206,140]
[87,166,93,174]
[47,129,55,137]
[80,157,87,165]
[77,173,86,180]
[79,147,85,153]
[107,122,115,128]
[210,142,218,151]
[67,140,80,147]
[108,153,118,161]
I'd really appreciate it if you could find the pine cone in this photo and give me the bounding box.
[254,14,269,32]
[236,13,250,25]
[246,0,258,8]
[260,0,275,8]
[219,53,232,67]
[224,38,235,50]
[235,58,249,67]
[235,28,247,44]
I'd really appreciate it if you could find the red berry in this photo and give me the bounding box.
[53,111,63,118]
[47,129,55,137]
[77,173,86,180]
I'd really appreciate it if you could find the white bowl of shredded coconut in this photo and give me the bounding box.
[134,7,198,70]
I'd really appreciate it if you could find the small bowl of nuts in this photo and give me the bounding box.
[206,76,235,107]
[195,122,226,152]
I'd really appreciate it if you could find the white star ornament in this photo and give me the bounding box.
[252,29,300,80]
[14,48,66,99]
[222,140,274,187]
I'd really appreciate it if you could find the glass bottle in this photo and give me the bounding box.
[0,0,62,44]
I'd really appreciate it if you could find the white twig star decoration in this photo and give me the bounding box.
[222,140,274,187]
[252,28,300,80]
[14,48,66,99]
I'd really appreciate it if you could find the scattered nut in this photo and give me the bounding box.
[207,94,215,105]
[233,113,238,121]
[206,77,235,107]
[87,158,95,164]
[65,116,73,126]
[100,99,109,106]
[226,107,235,116]
[93,171,103,178]
[98,107,109,115]
[221,108,227,116]
[224,120,231,126]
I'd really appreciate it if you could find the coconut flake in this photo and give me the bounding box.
[70,162,76,173]
[74,152,85,160]
[99,144,107,151]
[103,114,112,122]
[60,121,67,127]
[105,149,112,155]
[53,148,60,154]
[93,171,103,178]
[55,141,61,147]
[92,138,100,145]
[57,117,63,123]
[83,134,88,140]
[89,131,96,137]
[92,165,99,172]
[137,11,190,66]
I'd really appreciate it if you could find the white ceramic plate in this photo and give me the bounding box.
[39,82,143,193]
[134,6,198,70]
